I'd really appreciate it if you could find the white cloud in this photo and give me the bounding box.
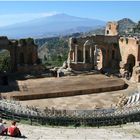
[0,11,58,27]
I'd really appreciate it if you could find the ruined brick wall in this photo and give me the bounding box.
[105,22,118,36]
[119,37,139,65]
[68,20,140,82]
[0,36,39,72]
[68,35,120,71]
[119,37,140,82]
[16,38,38,66]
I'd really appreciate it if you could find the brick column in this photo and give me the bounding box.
[75,45,78,63]
[90,46,93,63]
[68,38,72,68]
[94,45,97,66]
[83,45,86,63]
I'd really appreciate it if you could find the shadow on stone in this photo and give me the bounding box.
[0,73,19,93]
[124,83,129,89]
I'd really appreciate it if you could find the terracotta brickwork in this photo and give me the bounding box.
[68,22,140,82]
[119,37,140,82]
[68,35,120,71]
[105,22,118,36]
[0,37,39,73]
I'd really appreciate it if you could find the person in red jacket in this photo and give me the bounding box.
[8,121,21,137]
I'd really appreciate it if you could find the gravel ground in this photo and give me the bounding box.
[1,123,140,140]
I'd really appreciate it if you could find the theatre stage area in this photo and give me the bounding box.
[2,74,125,102]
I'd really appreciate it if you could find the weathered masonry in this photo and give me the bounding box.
[68,35,120,71]
[0,37,39,72]
[119,37,140,82]
[68,22,140,82]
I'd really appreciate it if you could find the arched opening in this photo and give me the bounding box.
[77,50,83,62]
[106,30,109,34]
[95,48,103,70]
[125,54,135,76]
[0,49,11,72]
[19,52,24,65]
[94,48,105,70]
[109,24,111,29]
[85,50,90,63]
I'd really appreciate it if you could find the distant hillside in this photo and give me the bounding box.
[86,18,137,36]
[0,13,106,39]
[133,21,140,34]
[118,18,136,35]
[38,42,49,60]
[35,17,138,68]
[83,27,105,36]
[36,37,69,67]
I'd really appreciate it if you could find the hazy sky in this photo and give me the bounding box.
[0,1,139,27]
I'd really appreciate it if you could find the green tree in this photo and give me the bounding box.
[0,50,11,72]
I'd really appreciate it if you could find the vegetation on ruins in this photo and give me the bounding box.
[0,49,11,72]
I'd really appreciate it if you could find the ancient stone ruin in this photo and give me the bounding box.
[0,37,42,73]
[68,22,140,82]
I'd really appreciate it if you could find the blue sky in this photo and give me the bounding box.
[0,1,139,27]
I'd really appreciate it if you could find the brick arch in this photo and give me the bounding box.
[85,48,90,63]
[84,40,95,64]
[95,47,106,70]
[125,54,136,75]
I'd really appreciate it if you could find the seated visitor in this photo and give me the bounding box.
[0,119,8,135]
[8,121,21,137]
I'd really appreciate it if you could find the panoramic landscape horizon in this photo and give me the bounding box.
[0,1,140,140]
[0,1,139,38]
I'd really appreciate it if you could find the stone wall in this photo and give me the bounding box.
[119,37,140,82]
[0,36,40,73]
[105,22,118,36]
[68,22,140,82]
[68,35,120,72]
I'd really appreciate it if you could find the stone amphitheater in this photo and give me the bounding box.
[1,86,140,140]
[1,78,140,139]
[0,21,140,139]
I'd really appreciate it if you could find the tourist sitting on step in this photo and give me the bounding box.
[0,118,8,135]
[8,121,21,137]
